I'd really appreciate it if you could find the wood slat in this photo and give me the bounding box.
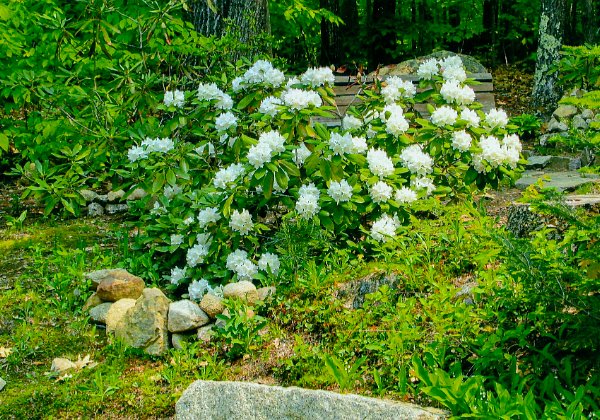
[333,82,494,97]
[334,72,493,84]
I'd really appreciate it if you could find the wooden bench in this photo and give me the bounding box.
[316,73,495,127]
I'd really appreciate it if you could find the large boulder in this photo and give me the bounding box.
[373,50,487,77]
[176,381,446,420]
[114,288,171,356]
[223,281,259,304]
[168,300,210,333]
[89,302,113,324]
[105,299,136,333]
[95,270,145,302]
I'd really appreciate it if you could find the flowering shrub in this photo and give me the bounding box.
[124,57,524,299]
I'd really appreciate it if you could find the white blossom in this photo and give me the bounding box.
[198,207,221,228]
[367,148,395,178]
[342,115,363,130]
[170,234,184,246]
[411,176,436,196]
[395,187,418,203]
[329,132,354,155]
[169,266,187,285]
[417,58,439,80]
[399,144,433,175]
[451,130,472,152]
[258,252,280,275]
[350,136,368,154]
[164,90,185,108]
[296,183,320,218]
[301,67,335,87]
[188,279,209,301]
[215,111,237,132]
[229,209,253,236]
[213,163,246,189]
[485,108,509,129]
[440,80,475,105]
[293,143,312,166]
[370,181,393,203]
[460,108,480,127]
[127,145,148,162]
[327,179,353,204]
[381,76,416,103]
[370,213,400,242]
[259,96,283,117]
[281,88,322,111]
[431,106,458,126]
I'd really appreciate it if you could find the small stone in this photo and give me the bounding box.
[96,194,108,202]
[85,268,130,290]
[200,293,225,318]
[0,376,6,392]
[105,299,136,333]
[257,286,276,302]
[80,189,98,202]
[127,188,147,201]
[114,288,171,356]
[105,204,129,214]
[581,109,594,119]
[223,281,259,304]
[87,203,104,216]
[525,156,552,170]
[89,302,113,324]
[172,333,196,350]
[571,115,588,130]
[96,271,145,302]
[51,358,76,373]
[82,292,103,311]
[197,324,216,343]
[168,300,210,333]
[553,105,578,119]
[569,158,582,171]
[547,118,568,132]
[107,190,125,202]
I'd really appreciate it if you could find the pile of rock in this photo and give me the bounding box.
[81,188,147,217]
[83,269,275,355]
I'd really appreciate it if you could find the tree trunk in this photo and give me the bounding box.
[482,0,498,65]
[369,0,397,68]
[320,0,341,66]
[532,0,565,116]
[188,0,271,56]
[582,0,598,43]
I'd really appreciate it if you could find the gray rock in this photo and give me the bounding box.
[0,376,6,392]
[176,381,446,420]
[581,109,594,120]
[82,292,103,311]
[223,281,259,304]
[172,333,197,350]
[515,171,600,192]
[539,132,567,147]
[127,188,148,201]
[546,156,571,171]
[336,272,398,309]
[168,300,210,333]
[105,299,136,333]
[114,288,171,355]
[547,118,568,132]
[80,189,99,202]
[96,194,108,202]
[87,203,104,217]
[51,358,76,373]
[96,270,145,302]
[85,268,131,290]
[89,302,113,324]
[552,105,578,119]
[105,204,129,214]
[569,158,582,171]
[197,324,216,343]
[571,115,588,130]
[374,50,487,76]
[525,156,552,170]
[200,293,225,318]
[107,190,125,202]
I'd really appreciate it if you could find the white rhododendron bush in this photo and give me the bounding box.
[124,57,524,300]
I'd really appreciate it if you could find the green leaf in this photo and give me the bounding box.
[0,133,8,152]
[166,169,177,187]
[152,172,165,194]
[275,168,289,190]
[320,159,332,181]
[262,171,274,199]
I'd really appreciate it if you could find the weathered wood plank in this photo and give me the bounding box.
[333,82,494,96]
[334,72,493,84]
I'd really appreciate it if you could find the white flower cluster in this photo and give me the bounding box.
[370,181,393,203]
[232,60,285,91]
[247,130,286,169]
[186,233,212,267]
[259,96,283,117]
[399,144,433,175]
[197,82,233,110]
[440,80,475,105]
[411,176,436,196]
[281,88,323,111]
[300,67,335,87]
[293,143,312,166]
[164,184,182,199]
[395,186,417,203]
[198,207,221,228]
[329,132,354,155]
[417,56,466,82]
[367,148,394,178]
[258,252,280,275]
[215,111,238,132]
[170,234,184,246]
[328,179,353,204]
[451,130,472,152]
[226,249,258,281]
[431,105,458,126]
[460,108,480,127]
[188,278,223,301]
[169,266,186,285]
[370,213,400,242]
[473,134,521,173]
[350,136,368,154]
[381,76,416,104]
[381,103,409,136]
[164,90,185,108]
[127,137,175,162]
[229,209,253,236]
[342,115,363,130]
[484,108,509,129]
[296,183,320,218]
[213,163,246,189]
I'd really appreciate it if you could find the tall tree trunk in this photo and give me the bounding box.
[189,0,271,56]
[532,0,565,116]
[320,0,340,66]
[340,0,359,63]
[482,0,498,65]
[582,0,598,43]
[369,0,396,68]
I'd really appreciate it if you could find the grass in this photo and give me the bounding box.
[0,197,598,418]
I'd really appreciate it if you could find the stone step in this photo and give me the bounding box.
[515,171,599,192]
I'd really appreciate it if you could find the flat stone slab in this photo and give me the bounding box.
[516,171,599,192]
[176,381,446,420]
[525,156,553,170]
